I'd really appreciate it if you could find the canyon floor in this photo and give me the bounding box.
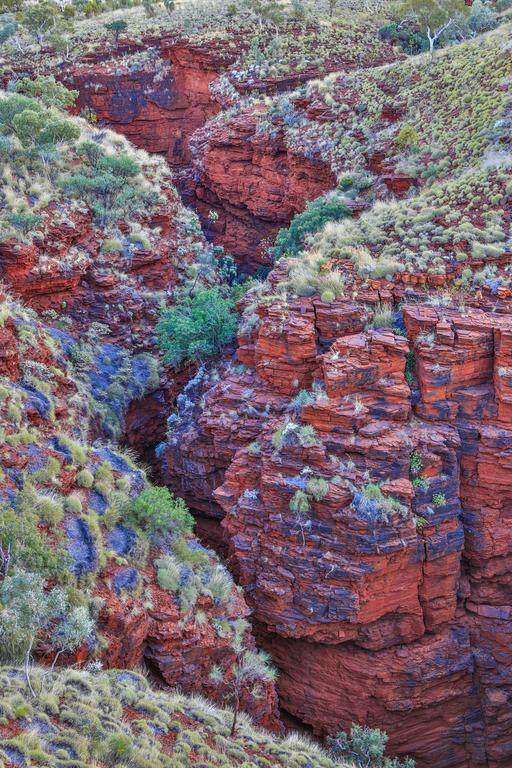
[0,1,512,767]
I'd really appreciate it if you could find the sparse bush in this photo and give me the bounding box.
[65,495,83,514]
[290,489,310,514]
[369,303,395,329]
[76,469,94,488]
[328,724,415,767]
[306,477,328,501]
[395,125,419,148]
[15,76,78,110]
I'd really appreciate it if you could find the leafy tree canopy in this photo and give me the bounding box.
[15,76,78,110]
[130,486,194,536]
[395,0,470,51]
[156,288,238,368]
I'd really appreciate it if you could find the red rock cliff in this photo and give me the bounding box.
[159,283,512,768]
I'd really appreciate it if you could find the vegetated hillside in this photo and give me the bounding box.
[187,20,511,262]
[1,2,512,767]
[0,666,349,768]
[0,291,279,728]
[0,1,403,270]
[292,164,512,291]
[0,83,215,351]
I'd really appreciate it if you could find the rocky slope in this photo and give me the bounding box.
[2,5,512,767]
[0,91,207,351]
[186,21,511,266]
[13,16,401,270]
[0,291,279,729]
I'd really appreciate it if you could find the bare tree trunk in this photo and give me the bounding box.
[24,638,36,698]
[230,693,240,737]
[50,648,63,672]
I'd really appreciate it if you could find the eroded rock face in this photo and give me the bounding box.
[190,112,337,270]
[61,38,239,172]
[56,41,338,269]
[0,176,201,353]
[159,288,512,767]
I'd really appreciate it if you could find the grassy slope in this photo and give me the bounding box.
[0,666,351,768]
[291,165,512,288]
[271,21,512,180]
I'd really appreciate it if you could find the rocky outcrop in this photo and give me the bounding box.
[159,285,512,767]
[53,34,401,269]
[190,112,337,270]
[56,45,337,269]
[0,182,200,351]
[61,39,240,172]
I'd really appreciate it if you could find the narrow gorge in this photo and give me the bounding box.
[1,4,511,768]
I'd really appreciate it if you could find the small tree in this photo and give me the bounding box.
[104,18,127,46]
[62,152,148,226]
[272,193,351,258]
[15,76,78,110]
[395,0,469,53]
[328,725,415,768]
[142,0,155,16]
[327,0,339,17]
[212,650,277,737]
[162,0,175,16]
[243,0,287,29]
[20,1,58,45]
[130,486,194,536]
[156,288,238,367]
[50,605,94,670]
[0,12,17,44]
[0,571,91,696]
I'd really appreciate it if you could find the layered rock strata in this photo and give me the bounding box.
[160,287,512,767]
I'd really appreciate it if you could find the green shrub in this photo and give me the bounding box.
[6,211,43,235]
[328,724,415,767]
[156,288,238,368]
[321,289,336,303]
[100,238,123,254]
[290,490,310,514]
[271,193,351,258]
[395,124,419,148]
[0,504,67,578]
[15,76,78,110]
[409,451,423,475]
[65,495,83,514]
[369,303,395,329]
[62,147,159,228]
[107,733,133,760]
[130,486,193,536]
[432,492,446,507]
[306,477,328,501]
[37,495,64,525]
[291,390,314,409]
